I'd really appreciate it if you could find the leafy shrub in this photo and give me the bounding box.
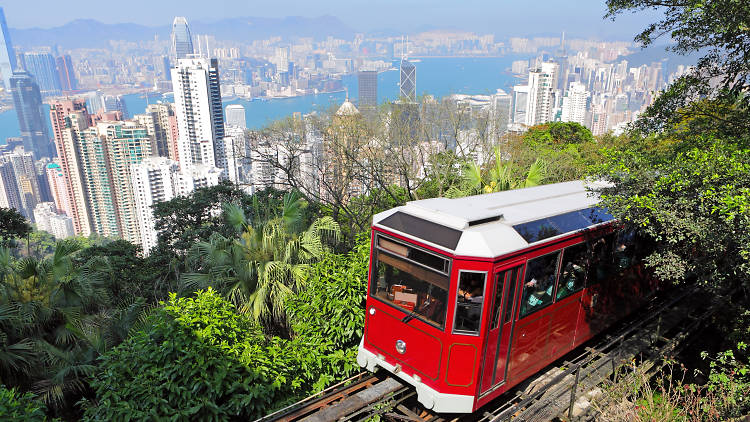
[84,289,315,420]
[286,234,370,390]
[0,385,47,421]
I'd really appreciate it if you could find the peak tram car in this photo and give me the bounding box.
[356,180,655,413]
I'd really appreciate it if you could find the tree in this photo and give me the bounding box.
[606,0,750,135]
[182,193,340,331]
[0,208,31,248]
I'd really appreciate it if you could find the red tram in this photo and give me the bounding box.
[356,180,655,413]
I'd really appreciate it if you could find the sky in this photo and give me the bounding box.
[1,0,660,40]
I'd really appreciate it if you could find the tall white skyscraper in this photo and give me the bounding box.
[525,62,559,126]
[131,157,221,254]
[171,57,226,172]
[225,104,246,129]
[560,81,590,126]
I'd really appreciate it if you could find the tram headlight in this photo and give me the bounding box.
[369,307,376,315]
[396,339,406,354]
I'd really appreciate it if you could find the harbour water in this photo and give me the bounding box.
[0,56,525,143]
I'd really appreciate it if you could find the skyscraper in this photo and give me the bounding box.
[560,81,590,126]
[171,57,226,172]
[10,71,53,158]
[161,56,171,81]
[46,161,71,215]
[357,70,377,108]
[55,54,77,92]
[525,62,559,126]
[0,7,17,91]
[49,99,93,236]
[0,159,21,212]
[131,157,221,254]
[22,52,62,96]
[399,60,416,102]
[225,104,246,129]
[171,17,195,60]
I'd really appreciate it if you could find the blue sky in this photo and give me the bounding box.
[1,0,658,40]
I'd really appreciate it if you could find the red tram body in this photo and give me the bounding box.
[357,181,655,413]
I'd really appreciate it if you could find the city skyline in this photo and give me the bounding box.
[1,1,658,40]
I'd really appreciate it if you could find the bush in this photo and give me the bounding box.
[0,385,47,421]
[84,289,315,420]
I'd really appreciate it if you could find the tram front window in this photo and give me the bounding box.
[371,238,450,328]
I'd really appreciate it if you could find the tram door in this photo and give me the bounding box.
[479,264,522,394]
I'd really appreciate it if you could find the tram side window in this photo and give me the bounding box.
[613,230,637,272]
[556,243,587,300]
[520,251,561,318]
[453,271,486,335]
[586,234,614,285]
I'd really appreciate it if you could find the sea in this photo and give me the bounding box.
[0,56,527,143]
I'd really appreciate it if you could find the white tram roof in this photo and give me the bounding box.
[372,180,613,259]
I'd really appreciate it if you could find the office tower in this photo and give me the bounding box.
[171,57,226,172]
[85,91,105,114]
[525,62,559,126]
[491,89,512,135]
[46,161,71,215]
[49,99,93,236]
[358,70,377,108]
[0,7,16,91]
[161,56,171,81]
[131,157,221,254]
[33,202,74,239]
[560,82,590,126]
[10,71,53,158]
[399,59,416,102]
[55,54,77,92]
[0,159,21,212]
[225,104,246,129]
[22,52,62,96]
[171,17,194,59]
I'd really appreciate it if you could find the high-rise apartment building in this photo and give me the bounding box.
[10,71,53,158]
[55,54,77,92]
[49,99,93,236]
[131,157,221,254]
[22,52,61,96]
[511,85,529,125]
[46,161,71,215]
[4,148,41,217]
[0,7,17,91]
[560,81,589,126]
[0,159,22,212]
[171,17,195,60]
[358,70,377,108]
[225,104,246,129]
[399,59,416,102]
[525,62,559,126]
[33,202,74,239]
[135,103,175,158]
[171,57,226,173]
[99,121,152,243]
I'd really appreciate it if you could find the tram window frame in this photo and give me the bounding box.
[370,234,452,330]
[519,250,561,318]
[490,271,507,330]
[555,243,587,301]
[452,270,488,336]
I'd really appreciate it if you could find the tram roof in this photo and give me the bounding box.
[372,180,613,258]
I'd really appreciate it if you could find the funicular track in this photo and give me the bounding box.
[259,286,717,422]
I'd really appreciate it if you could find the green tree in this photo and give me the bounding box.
[0,208,31,248]
[0,385,48,421]
[183,192,340,331]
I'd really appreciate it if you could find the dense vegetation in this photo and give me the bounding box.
[1,2,750,419]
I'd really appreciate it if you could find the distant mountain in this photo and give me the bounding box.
[9,15,356,49]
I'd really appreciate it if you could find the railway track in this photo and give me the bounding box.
[259,286,717,422]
